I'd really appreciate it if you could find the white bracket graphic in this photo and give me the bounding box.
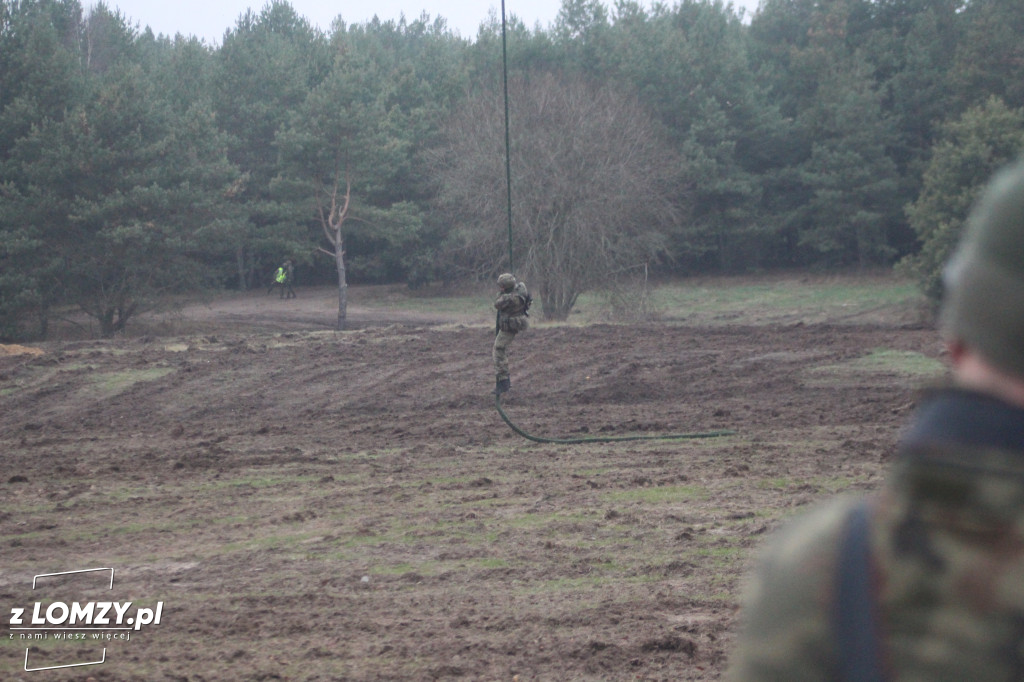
[23,568,115,672]
[32,567,114,590]
[25,648,106,672]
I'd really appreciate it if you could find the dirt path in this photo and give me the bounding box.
[156,286,488,334]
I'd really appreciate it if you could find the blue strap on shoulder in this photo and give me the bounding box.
[835,500,887,682]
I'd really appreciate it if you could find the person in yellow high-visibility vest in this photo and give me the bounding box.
[267,264,285,296]
[267,259,296,299]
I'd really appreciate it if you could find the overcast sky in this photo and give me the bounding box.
[101,0,760,45]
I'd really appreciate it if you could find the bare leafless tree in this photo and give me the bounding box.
[317,173,351,331]
[432,72,683,320]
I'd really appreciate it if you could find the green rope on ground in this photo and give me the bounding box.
[495,393,735,444]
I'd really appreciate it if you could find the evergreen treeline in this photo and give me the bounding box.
[2,0,1022,337]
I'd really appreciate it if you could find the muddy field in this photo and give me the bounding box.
[0,284,943,680]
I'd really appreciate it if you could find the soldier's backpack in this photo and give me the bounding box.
[514,281,532,316]
[834,500,887,682]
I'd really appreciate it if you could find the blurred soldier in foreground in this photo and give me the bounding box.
[728,158,1024,681]
[492,273,530,395]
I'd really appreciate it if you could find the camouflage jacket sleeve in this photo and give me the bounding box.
[726,497,859,682]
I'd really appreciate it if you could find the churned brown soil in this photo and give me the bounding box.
[0,283,942,681]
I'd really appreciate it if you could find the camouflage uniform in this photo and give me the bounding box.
[493,277,529,385]
[727,386,1024,681]
[283,259,296,299]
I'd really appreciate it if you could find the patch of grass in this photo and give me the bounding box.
[88,367,176,396]
[755,474,868,494]
[503,510,594,529]
[367,562,418,576]
[692,548,746,569]
[197,473,324,491]
[337,516,480,549]
[655,278,917,312]
[469,556,512,569]
[106,520,184,535]
[573,467,613,477]
[424,474,489,486]
[0,361,162,398]
[839,348,944,376]
[527,574,659,593]
[331,448,405,462]
[363,556,513,577]
[220,531,317,553]
[756,477,794,490]
[340,273,923,326]
[456,496,513,509]
[805,348,945,388]
[604,484,709,504]
[0,365,61,397]
[647,276,923,325]
[352,284,492,316]
[0,497,59,514]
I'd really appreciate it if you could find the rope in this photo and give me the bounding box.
[500,0,514,272]
[495,393,735,444]
[492,3,736,445]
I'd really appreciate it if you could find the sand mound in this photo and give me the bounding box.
[0,344,44,356]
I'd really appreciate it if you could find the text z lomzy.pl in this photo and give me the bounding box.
[10,602,163,631]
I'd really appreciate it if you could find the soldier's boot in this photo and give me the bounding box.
[495,377,511,395]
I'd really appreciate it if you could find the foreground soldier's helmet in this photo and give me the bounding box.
[941,157,1024,378]
[497,273,516,291]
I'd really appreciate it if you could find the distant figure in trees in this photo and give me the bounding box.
[727,157,1024,681]
[267,259,296,299]
[283,259,296,299]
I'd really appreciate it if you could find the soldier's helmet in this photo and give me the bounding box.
[942,157,1024,378]
[497,273,516,291]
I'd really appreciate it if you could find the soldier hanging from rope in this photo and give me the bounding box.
[492,273,531,395]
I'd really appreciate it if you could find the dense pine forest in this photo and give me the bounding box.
[2,0,1023,338]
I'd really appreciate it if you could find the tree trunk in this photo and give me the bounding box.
[35,306,49,340]
[540,281,577,321]
[322,175,352,331]
[236,246,248,290]
[336,236,347,331]
[99,307,116,338]
[98,299,136,337]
